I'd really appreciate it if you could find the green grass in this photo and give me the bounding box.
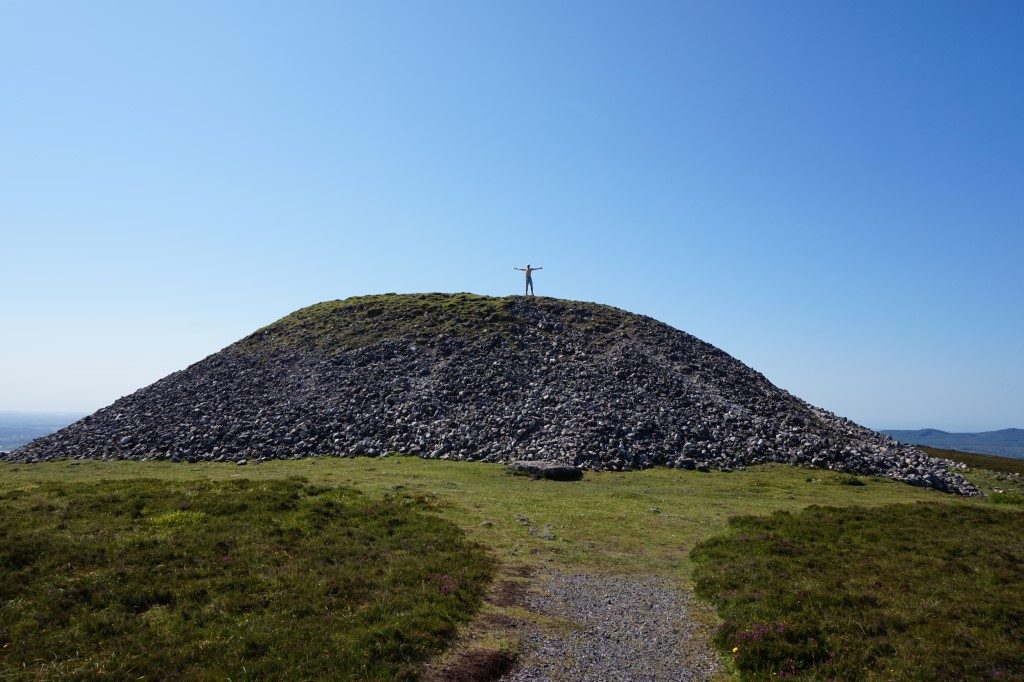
[0,460,956,578]
[919,444,1024,476]
[0,477,492,680]
[691,503,1024,680]
[236,292,641,354]
[0,457,1019,680]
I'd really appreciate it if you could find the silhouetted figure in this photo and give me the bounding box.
[515,264,542,296]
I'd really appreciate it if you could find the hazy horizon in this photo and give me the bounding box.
[2,2,1022,432]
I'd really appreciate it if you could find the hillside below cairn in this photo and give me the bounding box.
[7,293,977,495]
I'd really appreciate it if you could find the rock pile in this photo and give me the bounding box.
[5,293,977,494]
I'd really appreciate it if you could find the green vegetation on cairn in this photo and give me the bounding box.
[237,293,644,353]
[0,478,492,681]
[691,503,1024,680]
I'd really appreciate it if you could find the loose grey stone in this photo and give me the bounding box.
[1,294,978,495]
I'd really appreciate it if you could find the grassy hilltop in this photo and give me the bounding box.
[1,456,1022,680]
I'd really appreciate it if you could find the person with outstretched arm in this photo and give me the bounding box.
[514,264,542,296]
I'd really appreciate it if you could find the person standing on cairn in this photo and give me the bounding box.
[515,264,542,296]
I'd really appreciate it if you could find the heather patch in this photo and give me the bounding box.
[692,503,1024,680]
[0,478,492,680]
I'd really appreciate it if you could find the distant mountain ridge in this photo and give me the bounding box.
[881,428,1024,459]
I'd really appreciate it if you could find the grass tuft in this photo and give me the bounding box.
[150,509,207,526]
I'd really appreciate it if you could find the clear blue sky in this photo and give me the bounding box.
[2,1,1022,431]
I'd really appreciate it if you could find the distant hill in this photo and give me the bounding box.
[881,428,1024,459]
[0,411,85,452]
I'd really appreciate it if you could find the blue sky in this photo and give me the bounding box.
[2,1,1021,431]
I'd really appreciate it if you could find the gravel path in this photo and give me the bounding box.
[503,572,720,682]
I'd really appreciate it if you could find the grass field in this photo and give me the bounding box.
[693,503,1024,680]
[0,458,958,577]
[0,476,492,680]
[1,456,1020,680]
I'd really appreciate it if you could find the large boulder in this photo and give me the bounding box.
[508,460,583,481]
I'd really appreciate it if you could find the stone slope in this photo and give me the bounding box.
[7,293,977,494]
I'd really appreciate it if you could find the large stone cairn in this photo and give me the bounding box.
[5,293,978,495]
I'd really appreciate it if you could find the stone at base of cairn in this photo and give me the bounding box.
[508,460,583,481]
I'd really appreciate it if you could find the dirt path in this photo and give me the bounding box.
[502,571,721,682]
